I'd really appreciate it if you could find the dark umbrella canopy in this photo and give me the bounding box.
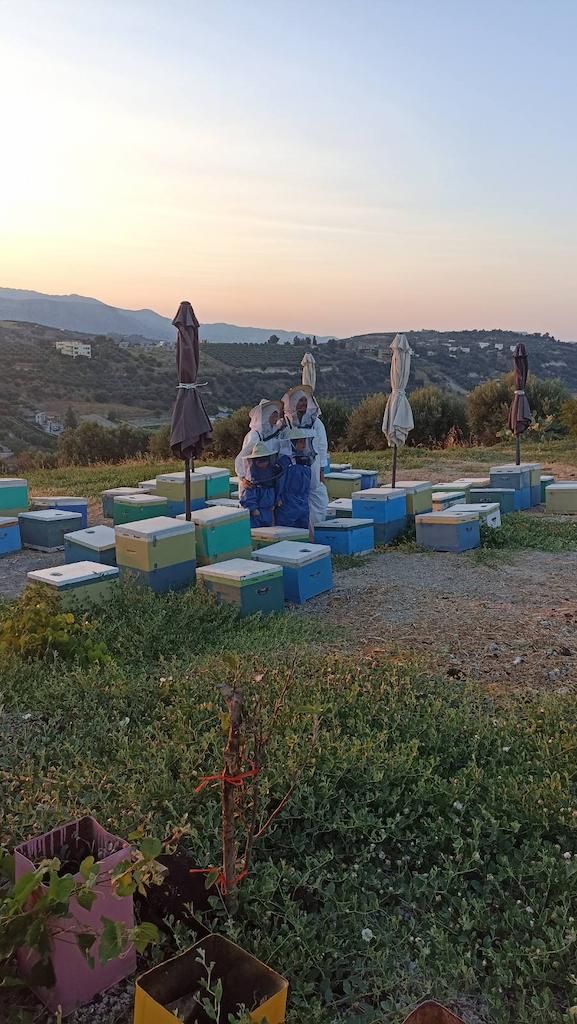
[508,343,532,437]
[170,301,212,459]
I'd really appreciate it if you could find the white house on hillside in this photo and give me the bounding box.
[55,340,92,359]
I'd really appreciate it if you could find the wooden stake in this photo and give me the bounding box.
[222,687,243,911]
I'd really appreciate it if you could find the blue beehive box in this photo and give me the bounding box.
[101,487,142,519]
[416,511,480,553]
[469,488,516,515]
[253,541,332,604]
[327,499,352,518]
[314,518,374,555]
[65,525,116,565]
[196,558,284,617]
[489,466,531,509]
[0,477,29,516]
[31,496,89,529]
[352,487,407,524]
[19,510,83,552]
[0,516,21,556]
[357,469,379,490]
[373,518,408,545]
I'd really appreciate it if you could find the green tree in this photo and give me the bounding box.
[267,335,280,345]
[63,406,78,429]
[210,406,251,457]
[148,424,171,458]
[468,373,568,444]
[409,387,469,446]
[318,398,350,448]
[345,393,387,450]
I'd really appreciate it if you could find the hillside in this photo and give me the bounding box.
[0,288,329,344]
[1,321,577,451]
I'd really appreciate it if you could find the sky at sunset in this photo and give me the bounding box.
[1,0,576,339]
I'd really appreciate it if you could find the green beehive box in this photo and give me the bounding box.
[196,559,284,617]
[113,494,168,526]
[451,477,491,501]
[540,474,555,502]
[184,506,252,565]
[394,480,433,516]
[0,477,29,515]
[325,472,362,499]
[432,490,466,511]
[545,483,577,514]
[115,516,195,571]
[27,561,119,609]
[155,473,205,502]
[192,467,230,499]
[251,526,310,549]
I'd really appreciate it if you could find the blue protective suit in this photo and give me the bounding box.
[275,454,311,530]
[240,462,281,528]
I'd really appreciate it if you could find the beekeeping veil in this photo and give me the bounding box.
[248,399,284,441]
[282,385,320,430]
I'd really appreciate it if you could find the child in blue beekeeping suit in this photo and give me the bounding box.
[275,428,315,530]
[239,441,282,528]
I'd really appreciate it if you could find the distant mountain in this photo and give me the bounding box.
[0,288,329,345]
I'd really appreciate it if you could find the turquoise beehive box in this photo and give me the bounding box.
[192,467,230,499]
[65,525,116,565]
[0,516,21,556]
[496,462,541,505]
[113,493,168,526]
[182,506,252,565]
[489,466,531,509]
[19,510,83,551]
[252,541,333,604]
[540,475,555,502]
[27,561,119,609]
[469,487,516,515]
[0,477,29,515]
[196,558,284,617]
[101,487,142,519]
[314,518,375,556]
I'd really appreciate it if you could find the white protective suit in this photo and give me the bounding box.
[235,399,286,486]
[282,385,329,526]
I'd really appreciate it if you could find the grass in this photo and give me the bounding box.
[2,583,577,1023]
[332,553,372,571]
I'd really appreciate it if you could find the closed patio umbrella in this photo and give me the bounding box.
[170,301,213,519]
[382,333,414,486]
[301,351,316,390]
[508,342,532,465]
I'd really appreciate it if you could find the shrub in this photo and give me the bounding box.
[209,406,252,457]
[318,398,350,448]
[468,373,568,444]
[58,422,150,465]
[561,398,577,436]
[148,423,171,458]
[345,393,387,450]
[0,586,107,664]
[409,386,469,447]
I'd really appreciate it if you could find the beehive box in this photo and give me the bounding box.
[329,462,352,472]
[373,518,408,545]
[19,510,83,552]
[0,477,29,515]
[251,525,310,549]
[253,541,333,604]
[415,511,480,553]
[449,502,502,528]
[65,525,116,565]
[138,479,158,493]
[469,487,517,515]
[113,494,168,526]
[432,491,466,511]
[497,462,541,505]
[190,466,230,499]
[31,496,88,529]
[450,477,491,501]
[325,472,363,499]
[196,559,284,617]
[0,516,21,556]
[182,506,252,565]
[115,517,196,592]
[393,481,433,517]
[155,472,205,511]
[489,466,531,509]
[356,469,379,490]
[540,475,555,502]
[206,498,241,509]
[327,498,353,518]
[314,518,374,556]
[101,487,142,519]
[545,483,577,514]
[27,561,119,608]
[352,487,407,524]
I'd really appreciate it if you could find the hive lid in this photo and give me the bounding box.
[19,509,82,522]
[394,480,432,492]
[115,516,195,540]
[138,479,157,488]
[329,463,352,471]
[546,482,577,490]
[28,561,119,586]
[64,525,116,550]
[196,558,282,583]
[115,493,167,506]
[206,498,241,508]
[316,518,374,530]
[497,462,540,471]
[416,510,478,525]
[450,503,500,515]
[253,541,331,566]
[328,498,353,509]
[490,465,527,475]
[0,516,18,526]
[353,487,407,500]
[451,477,491,487]
[189,466,229,478]
[432,491,466,502]
[33,495,87,505]
[0,478,27,488]
[469,486,515,494]
[101,487,142,497]
[251,526,309,540]
[179,506,249,526]
[325,471,362,480]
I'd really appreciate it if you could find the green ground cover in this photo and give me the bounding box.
[1,583,576,1024]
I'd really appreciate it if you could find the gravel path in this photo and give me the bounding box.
[0,548,65,600]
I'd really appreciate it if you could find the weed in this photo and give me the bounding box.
[480,514,577,553]
[332,553,371,571]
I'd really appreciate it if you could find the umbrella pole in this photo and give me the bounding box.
[515,435,521,466]
[185,457,192,521]
[391,446,398,488]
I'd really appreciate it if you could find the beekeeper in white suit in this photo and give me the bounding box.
[281,385,328,525]
[235,399,286,492]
